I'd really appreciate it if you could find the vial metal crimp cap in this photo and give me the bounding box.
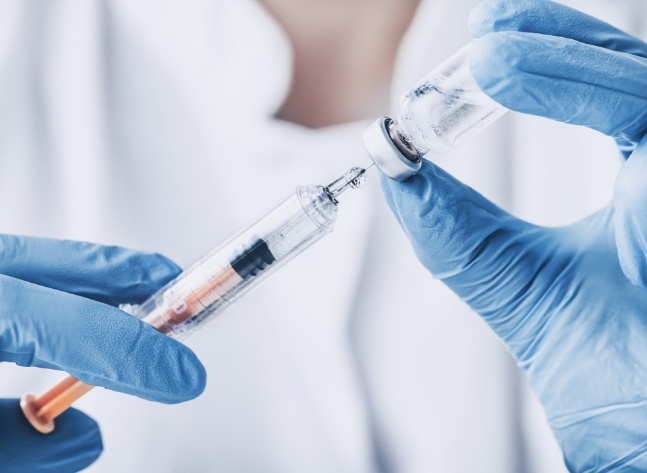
[362,117,422,181]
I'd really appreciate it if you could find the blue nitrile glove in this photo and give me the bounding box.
[0,399,101,473]
[382,152,647,471]
[0,235,206,472]
[466,0,647,286]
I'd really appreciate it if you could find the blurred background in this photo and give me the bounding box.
[0,0,645,471]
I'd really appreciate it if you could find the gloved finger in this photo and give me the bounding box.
[0,399,102,473]
[615,135,647,287]
[0,235,181,306]
[469,0,647,58]
[469,31,647,145]
[0,276,206,403]
[380,161,558,345]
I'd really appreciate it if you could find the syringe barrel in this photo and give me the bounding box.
[132,184,337,339]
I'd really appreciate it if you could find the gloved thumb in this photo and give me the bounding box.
[615,135,647,287]
[0,399,102,473]
[380,160,559,348]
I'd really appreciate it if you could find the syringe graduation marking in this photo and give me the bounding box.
[145,238,277,334]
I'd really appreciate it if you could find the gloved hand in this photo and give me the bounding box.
[382,2,647,468]
[0,235,206,472]
[466,0,647,285]
[382,148,647,471]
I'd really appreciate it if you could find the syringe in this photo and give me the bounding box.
[21,166,368,434]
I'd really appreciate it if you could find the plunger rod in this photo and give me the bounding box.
[21,378,94,434]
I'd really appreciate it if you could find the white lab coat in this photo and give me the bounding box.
[0,0,644,472]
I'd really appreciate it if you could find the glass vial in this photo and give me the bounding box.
[363,42,508,180]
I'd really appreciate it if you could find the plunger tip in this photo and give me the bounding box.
[20,393,55,434]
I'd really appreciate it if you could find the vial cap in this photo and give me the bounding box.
[362,117,421,181]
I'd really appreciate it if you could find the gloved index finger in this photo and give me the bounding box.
[0,235,181,305]
[469,0,647,58]
[468,31,647,145]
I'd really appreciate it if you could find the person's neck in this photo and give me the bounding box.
[259,0,421,128]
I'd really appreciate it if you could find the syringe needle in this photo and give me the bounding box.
[325,166,367,202]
